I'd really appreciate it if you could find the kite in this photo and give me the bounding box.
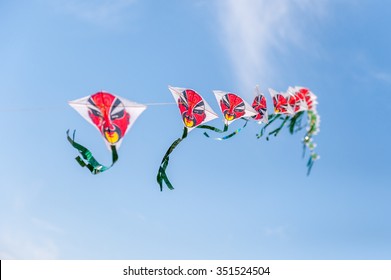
[251,86,268,124]
[257,88,296,139]
[252,86,275,138]
[214,90,257,124]
[256,86,320,174]
[157,86,218,191]
[63,85,319,188]
[202,90,257,140]
[67,91,147,174]
[287,86,308,113]
[269,88,294,115]
[291,87,320,173]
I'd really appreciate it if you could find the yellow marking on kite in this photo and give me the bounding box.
[105,131,119,143]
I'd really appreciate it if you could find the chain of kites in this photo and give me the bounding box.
[67,85,320,191]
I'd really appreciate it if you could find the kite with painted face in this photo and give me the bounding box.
[157,86,218,191]
[214,90,257,125]
[256,86,320,174]
[287,87,309,113]
[292,86,320,173]
[269,88,295,115]
[199,90,257,140]
[294,86,318,111]
[251,86,268,124]
[172,87,218,131]
[67,91,146,174]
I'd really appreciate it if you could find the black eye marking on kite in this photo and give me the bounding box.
[234,102,245,112]
[90,108,103,117]
[179,93,189,109]
[110,98,125,119]
[221,95,230,108]
[193,100,205,115]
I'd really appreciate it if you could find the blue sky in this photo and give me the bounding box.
[0,0,390,259]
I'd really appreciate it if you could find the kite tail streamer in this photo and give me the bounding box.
[303,110,320,175]
[256,114,281,139]
[202,119,249,140]
[288,111,305,134]
[157,127,188,191]
[256,108,320,175]
[198,124,228,138]
[267,116,290,138]
[66,130,118,174]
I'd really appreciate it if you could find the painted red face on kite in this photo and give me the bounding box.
[178,89,206,128]
[252,94,267,120]
[288,95,299,112]
[273,93,289,114]
[287,88,305,112]
[220,93,245,121]
[299,88,315,110]
[87,92,130,144]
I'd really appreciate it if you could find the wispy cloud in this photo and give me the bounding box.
[215,0,327,95]
[0,231,59,259]
[46,0,138,26]
[372,71,391,84]
[31,218,64,235]
[0,215,62,259]
[262,225,290,240]
[0,181,62,259]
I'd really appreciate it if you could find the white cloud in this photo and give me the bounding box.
[0,231,59,259]
[262,225,290,240]
[373,71,391,84]
[215,0,327,95]
[0,183,62,259]
[0,216,62,259]
[31,218,64,235]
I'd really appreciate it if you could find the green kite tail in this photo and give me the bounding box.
[66,129,118,174]
[156,127,188,191]
[202,118,249,140]
[256,114,281,139]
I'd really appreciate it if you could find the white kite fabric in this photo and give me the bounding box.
[67,86,321,188]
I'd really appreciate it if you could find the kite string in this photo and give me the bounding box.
[143,102,176,106]
[0,106,68,112]
[0,102,176,112]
